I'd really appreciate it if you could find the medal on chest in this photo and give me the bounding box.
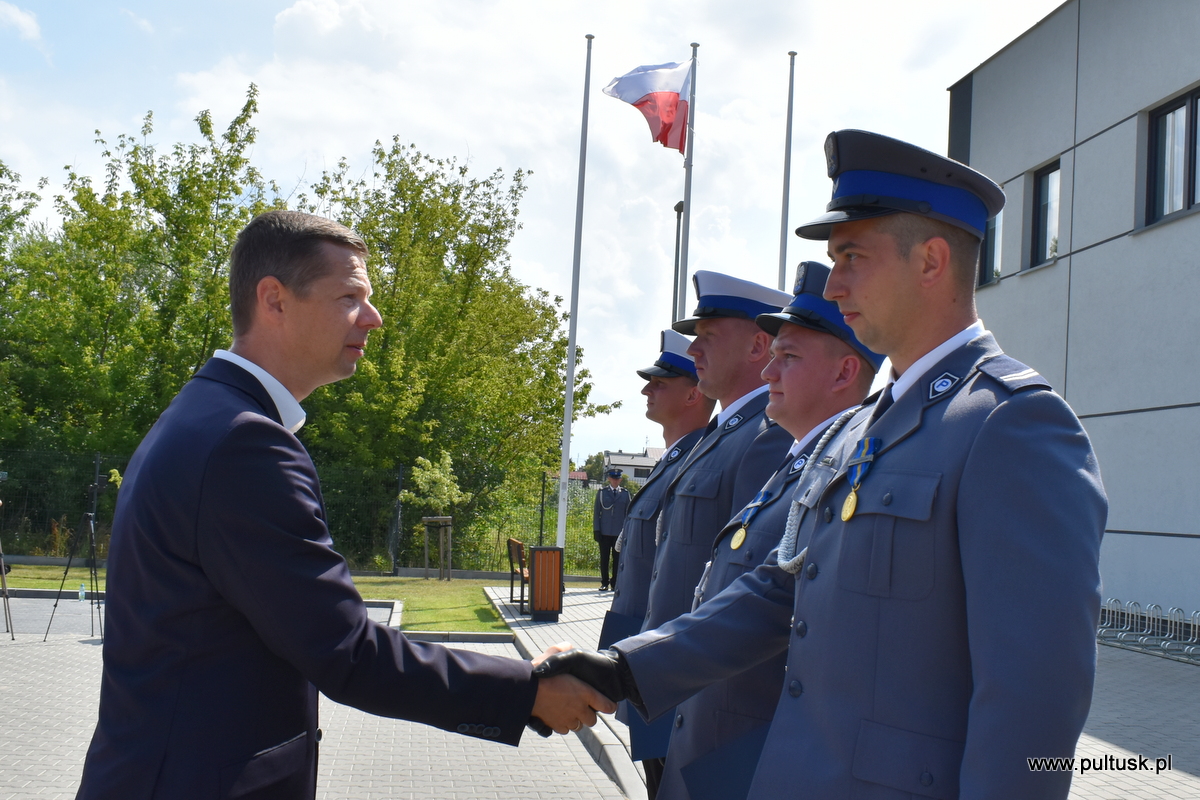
[730,487,772,550]
[841,437,882,521]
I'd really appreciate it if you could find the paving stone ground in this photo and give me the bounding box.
[0,598,622,800]
[487,586,1200,800]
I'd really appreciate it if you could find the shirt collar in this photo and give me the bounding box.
[889,320,986,403]
[716,383,769,427]
[787,407,855,458]
[213,349,307,432]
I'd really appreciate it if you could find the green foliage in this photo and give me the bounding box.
[582,451,605,482]
[399,451,471,515]
[0,86,279,453]
[0,89,615,568]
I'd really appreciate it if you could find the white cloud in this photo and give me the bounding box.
[0,1,39,41]
[121,8,154,35]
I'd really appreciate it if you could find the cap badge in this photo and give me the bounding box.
[824,132,839,177]
[724,414,743,430]
[928,372,960,401]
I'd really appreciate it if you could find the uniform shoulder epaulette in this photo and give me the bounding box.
[977,354,1051,392]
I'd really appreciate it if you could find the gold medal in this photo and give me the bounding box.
[841,488,858,521]
[730,526,747,550]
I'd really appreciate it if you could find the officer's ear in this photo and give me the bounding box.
[914,235,953,290]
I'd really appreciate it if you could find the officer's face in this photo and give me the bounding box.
[686,317,761,401]
[761,323,848,437]
[642,375,696,424]
[283,242,383,396]
[824,217,921,359]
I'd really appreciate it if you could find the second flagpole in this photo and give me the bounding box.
[676,43,699,321]
[555,34,593,549]
[778,50,797,290]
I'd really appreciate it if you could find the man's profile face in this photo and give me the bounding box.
[761,323,847,437]
[642,375,696,424]
[824,217,921,356]
[686,317,756,401]
[284,242,383,390]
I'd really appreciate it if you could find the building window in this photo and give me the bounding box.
[1148,95,1196,222]
[1031,162,1060,266]
[978,210,1002,285]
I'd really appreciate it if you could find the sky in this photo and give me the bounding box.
[0,0,1066,461]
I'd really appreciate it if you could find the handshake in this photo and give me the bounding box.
[527,643,643,737]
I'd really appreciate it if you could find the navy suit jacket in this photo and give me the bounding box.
[77,359,537,800]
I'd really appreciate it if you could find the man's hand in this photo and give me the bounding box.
[532,641,575,668]
[533,648,641,706]
[529,673,617,736]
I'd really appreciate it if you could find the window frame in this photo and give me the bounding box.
[1030,161,1061,269]
[1147,90,1200,224]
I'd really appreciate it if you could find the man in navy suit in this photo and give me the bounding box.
[539,131,1106,800]
[77,210,612,799]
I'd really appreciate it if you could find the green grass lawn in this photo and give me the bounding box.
[0,565,525,632]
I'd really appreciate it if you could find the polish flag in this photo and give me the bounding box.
[603,61,692,154]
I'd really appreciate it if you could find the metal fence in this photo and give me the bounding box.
[0,450,607,577]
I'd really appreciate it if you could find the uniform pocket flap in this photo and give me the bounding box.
[852,719,963,800]
[629,501,658,520]
[854,470,940,521]
[675,468,721,499]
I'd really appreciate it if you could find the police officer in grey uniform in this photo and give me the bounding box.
[538,130,1107,800]
[607,330,714,631]
[594,469,631,591]
[634,271,793,789]
[657,262,883,800]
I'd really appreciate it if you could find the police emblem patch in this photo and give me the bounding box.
[929,372,960,400]
[789,454,808,474]
[724,414,743,430]
[667,447,681,461]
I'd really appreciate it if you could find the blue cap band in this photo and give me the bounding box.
[698,293,784,319]
[833,169,988,235]
[657,350,697,376]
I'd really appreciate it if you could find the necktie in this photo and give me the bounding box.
[867,384,895,428]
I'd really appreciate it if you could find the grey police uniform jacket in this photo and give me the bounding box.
[610,427,707,622]
[657,442,818,800]
[615,334,1107,800]
[643,391,793,633]
[593,485,631,541]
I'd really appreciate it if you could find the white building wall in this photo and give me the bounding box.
[966,0,1200,614]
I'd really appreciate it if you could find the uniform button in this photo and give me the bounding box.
[675,714,684,728]
[652,570,659,579]
[788,680,803,697]
[882,492,893,506]
[613,589,621,597]
[823,507,833,522]
[806,562,819,580]
[315,728,323,742]
[794,620,807,637]
[920,772,934,787]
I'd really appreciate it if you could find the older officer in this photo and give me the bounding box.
[658,261,882,800]
[539,130,1107,800]
[594,469,630,591]
[635,271,793,793]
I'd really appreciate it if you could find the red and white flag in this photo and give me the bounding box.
[603,60,692,154]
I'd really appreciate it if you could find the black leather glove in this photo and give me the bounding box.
[532,648,642,706]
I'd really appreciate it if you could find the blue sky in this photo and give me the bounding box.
[1,0,1064,460]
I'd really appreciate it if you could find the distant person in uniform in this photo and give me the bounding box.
[593,468,630,591]
[634,271,793,796]
[77,210,613,799]
[653,261,883,800]
[539,130,1107,800]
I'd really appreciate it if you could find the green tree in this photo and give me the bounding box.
[0,86,278,453]
[582,451,605,482]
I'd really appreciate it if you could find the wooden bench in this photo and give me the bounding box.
[507,538,530,615]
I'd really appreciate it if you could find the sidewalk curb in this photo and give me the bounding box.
[487,590,646,800]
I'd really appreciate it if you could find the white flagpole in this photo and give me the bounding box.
[676,43,699,321]
[556,34,594,549]
[778,50,797,291]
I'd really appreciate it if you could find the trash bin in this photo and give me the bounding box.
[528,546,563,622]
